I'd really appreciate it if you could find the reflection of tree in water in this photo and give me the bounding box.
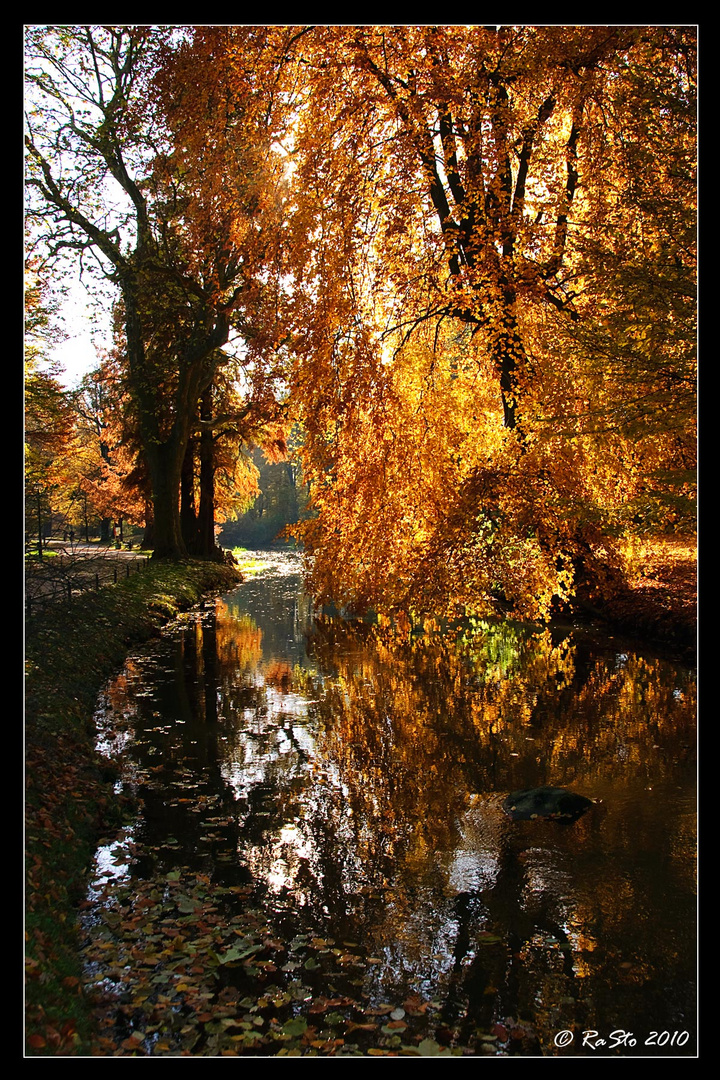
[144,594,693,1043]
[298,616,695,1039]
[439,832,586,1045]
[305,613,694,806]
[96,575,694,1050]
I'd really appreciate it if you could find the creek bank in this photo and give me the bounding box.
[607,538,697,658]
[25,559,243,1056]
[572,576,696,660]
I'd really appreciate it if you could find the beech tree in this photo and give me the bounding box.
[278,24,696,618]
[288,26,645,432]
[140,24,313,557]
[24,25,287,558]
[546,28,697,530]
[178,349,289,557]
[68,353,151,540]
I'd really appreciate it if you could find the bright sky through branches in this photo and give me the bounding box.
[47,284,109,388]
[51,332,99,389]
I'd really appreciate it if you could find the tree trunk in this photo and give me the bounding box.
[122,266,230,562]
[492,306,528,436]
[142,498,154,549]
[146,439,188,559]
[181,435,200,555]
[197,385,220,559]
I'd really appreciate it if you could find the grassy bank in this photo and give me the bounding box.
[25,559,243,1055]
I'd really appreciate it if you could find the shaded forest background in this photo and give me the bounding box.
[218,448,308,550]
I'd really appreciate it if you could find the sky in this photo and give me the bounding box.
[51,333,100,389]
[48,284,111,389]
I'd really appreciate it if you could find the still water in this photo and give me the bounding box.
[84,551,696,1057]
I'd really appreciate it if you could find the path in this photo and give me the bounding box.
[25,540,150,613]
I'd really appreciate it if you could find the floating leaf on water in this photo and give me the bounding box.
[204,1018,238,1035]
[176,896,198,913]
[281,1017,308,1037]
[416,1038,452,1056]
[403,996,430,1016]
[347,1021,378,1034]
[220,942,264,964]
[382,1022,407,1035]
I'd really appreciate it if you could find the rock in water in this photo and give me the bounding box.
[503,786,594,822]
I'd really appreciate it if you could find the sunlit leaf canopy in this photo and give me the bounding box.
[278,24,696,620]
[24,25,696,615]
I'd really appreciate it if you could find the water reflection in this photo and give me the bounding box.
[87,551,696,1056]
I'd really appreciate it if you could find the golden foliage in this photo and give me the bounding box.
[276,25,696,620]
[25,25,695,591]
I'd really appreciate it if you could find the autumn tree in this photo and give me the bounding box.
[542,28,697,533]
[144,25,319,558]
[220,434,310,551]
[290,26,643,431]
[280,25,696,619]
[67,350,152,541]
[25,25,695,610]
[24,266,75,553]
[24,25,291,559]
[178,347,289,558]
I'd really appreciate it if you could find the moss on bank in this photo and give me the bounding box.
[25,559,243,1056]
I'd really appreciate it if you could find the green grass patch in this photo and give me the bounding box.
[228,547,270,575]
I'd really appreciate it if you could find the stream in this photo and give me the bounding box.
[81,550,697,1057]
